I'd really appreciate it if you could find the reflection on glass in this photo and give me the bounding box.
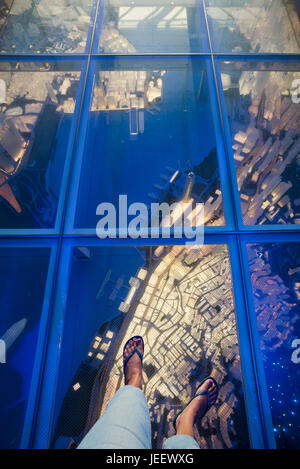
[0,247,50,449]
[206,0,300,53]
[98,1,207,53]
[0,0,93,54]
[75,60,225,229]
[0,62,82,229]
[220,61,300,225]
[247,243,300,448]
[51,245,249,449]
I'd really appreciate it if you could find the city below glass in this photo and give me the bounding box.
[0,0,298,451]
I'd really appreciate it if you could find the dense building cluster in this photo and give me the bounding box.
[207,0,300,53]
[83,245,247,449]
[0,0,93,53]
[224,69,300,225]
[247,243,300,448]
[0,67,79,215]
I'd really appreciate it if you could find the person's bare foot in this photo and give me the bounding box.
[176,379,218,436]
[123,337,144,389]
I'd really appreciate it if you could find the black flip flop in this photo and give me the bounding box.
[123,336,144,378]
[173,376,219,430]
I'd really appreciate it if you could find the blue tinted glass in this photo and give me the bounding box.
[0,246,50,449]
[206,0,300,54]
[0,61,83,230]
[219,60,300,226]
[73,59,225,229]
[51,244,249,449]
[1,0,299,451]
[0,1,94,54]
[97,1,208,53]
[247,242,300,448]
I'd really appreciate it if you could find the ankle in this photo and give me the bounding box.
[127,380,142,389]
[126,372,142,389]
[176,408,197,432]
[176,417,194,437]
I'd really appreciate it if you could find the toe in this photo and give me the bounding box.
[199,379,218,407]
[134,337,144,354]
[195,378,215,397]
[124,339,134,359]
[208,385,218,404]
[209,381,216,390]
[202,379,214,393]
[123,337,144,362]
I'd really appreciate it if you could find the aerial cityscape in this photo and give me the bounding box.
[206,0,300,53]
[0,0,93,54]
[247,242,300,449]
[0,1,299,55]
[2,4,299,228]
[222,66,300,225]
[0,0,299,451]
[156,150,224,227]
[1,1,299,55]
[53,244,249,449]
[98,2,195,53]
[92,67,165,136]
[0,63,80,227]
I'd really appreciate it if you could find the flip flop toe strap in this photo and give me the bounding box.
[194,390,211,410]
[123,347,143,369]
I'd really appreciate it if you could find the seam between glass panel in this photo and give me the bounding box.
[27,0,103,447]
[202,0,270,449]
[28,237,63,448]
[235,235,270,448]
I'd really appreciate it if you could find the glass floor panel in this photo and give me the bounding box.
[219,60,300,226]
[0,61,83,230]
[0,246,51,449]
[0,0,94,54]
[247,242,300,449]
[97,0,208,54]
[51,244,250,449]
[73,59,225,229]
[0,0,299,451]
[206,0,300,54]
